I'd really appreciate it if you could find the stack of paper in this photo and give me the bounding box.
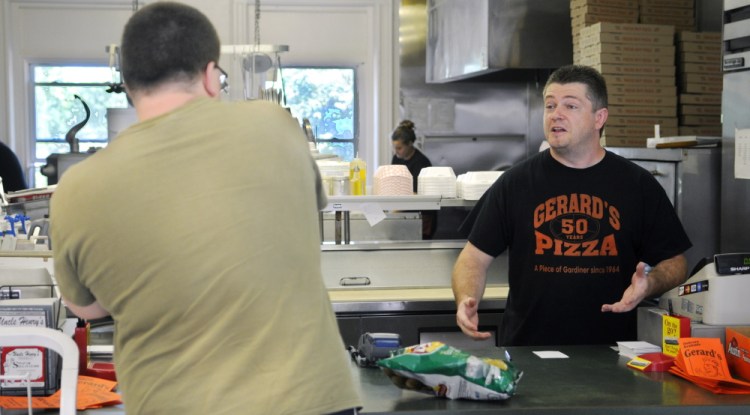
[617,341,662,359]
[669,338,750,394]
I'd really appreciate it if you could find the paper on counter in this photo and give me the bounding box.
[533,351,568,359]
[0,375,121,410]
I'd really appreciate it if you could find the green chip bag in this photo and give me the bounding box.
[377,341,522,400]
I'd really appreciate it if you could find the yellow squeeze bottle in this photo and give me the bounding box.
[350,154,367,195]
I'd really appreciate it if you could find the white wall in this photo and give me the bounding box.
[1,0,397,186]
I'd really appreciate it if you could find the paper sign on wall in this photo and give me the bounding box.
[734,128,750,179]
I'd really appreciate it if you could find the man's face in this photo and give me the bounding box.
[543,82,607,152]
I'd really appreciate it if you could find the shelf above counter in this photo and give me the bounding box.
[322,195,476,212]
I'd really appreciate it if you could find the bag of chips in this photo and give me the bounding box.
[377,341,522,400]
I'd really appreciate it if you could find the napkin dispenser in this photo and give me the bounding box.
[659,253,750,325]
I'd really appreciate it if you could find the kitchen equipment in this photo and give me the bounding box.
[658,253,750,326]
[349,332,401,367]
[720,0,750,253]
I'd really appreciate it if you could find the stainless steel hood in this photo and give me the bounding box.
[426,0,572,83]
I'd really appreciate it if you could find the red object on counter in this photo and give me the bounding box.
[73,318,117,381]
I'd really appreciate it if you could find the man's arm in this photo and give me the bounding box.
[452,241,495,339]
[602,254,688,313]
[64,298,111,321]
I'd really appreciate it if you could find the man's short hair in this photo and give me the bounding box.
[543,65,609,111]
[120,2,221,93]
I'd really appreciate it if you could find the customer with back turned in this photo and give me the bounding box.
[49,3,361,414]
[391,120,437,239]
[452,65,692,346]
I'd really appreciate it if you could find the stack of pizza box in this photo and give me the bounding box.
[570,0,639,63]
[576,22,678,147]
[639,0,696,33]
[676,31,723,137]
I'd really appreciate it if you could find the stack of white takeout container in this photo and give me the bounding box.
[418,166,457,198]
[372,165,414,196]
[460,171,504,200]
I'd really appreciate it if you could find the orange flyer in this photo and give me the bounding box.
[669,338,750,394]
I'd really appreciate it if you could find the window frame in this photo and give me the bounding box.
[29,62,128,186]
[281,65,359,160]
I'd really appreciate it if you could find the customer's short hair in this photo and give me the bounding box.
[120,2,220,93]
[543,65,608,111]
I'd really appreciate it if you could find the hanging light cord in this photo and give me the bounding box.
[254,0,261,49]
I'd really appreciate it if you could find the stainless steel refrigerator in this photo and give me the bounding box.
[720,0,750,252]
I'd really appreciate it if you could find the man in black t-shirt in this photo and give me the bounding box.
[452,65,691,346]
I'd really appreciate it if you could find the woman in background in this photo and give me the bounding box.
[391,120,436,239]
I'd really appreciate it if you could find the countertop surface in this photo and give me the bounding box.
[13,344,750,414]
[353,344,750,414]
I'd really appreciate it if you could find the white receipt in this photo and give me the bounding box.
[360,203,387,226]
[533,351,569,359]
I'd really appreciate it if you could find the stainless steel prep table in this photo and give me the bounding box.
[353,345,750,414]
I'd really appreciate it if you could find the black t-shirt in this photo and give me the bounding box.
[465,150,692,346]
[0,142,27,192]
[391,148,432,192]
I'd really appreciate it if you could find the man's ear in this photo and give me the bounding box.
[595,107,608,131]
[202,62,220,98]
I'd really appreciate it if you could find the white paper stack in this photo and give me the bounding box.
[418,166,457,198]
[373,165,414,196]
[461,171,503,200]
[616,341,662,359]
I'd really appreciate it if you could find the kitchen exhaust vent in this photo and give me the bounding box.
[426,0,572,83]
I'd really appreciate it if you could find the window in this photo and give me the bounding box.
[32,65,129,186]
[281,67,357,161]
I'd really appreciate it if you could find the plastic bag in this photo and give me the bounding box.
[377,341,522,400]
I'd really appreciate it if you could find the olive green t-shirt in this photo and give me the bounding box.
[51,98,361,414]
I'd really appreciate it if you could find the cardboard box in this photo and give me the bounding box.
[609,94,677,107]
[582,21,675,35]
[640,15,695,30]
[606,114,678,128]
[581,43,675,57]
[679,126,722,136]
[679,104,721,116]
[572,4,639,18]
[593,63,676,77]
[600,134,649,147]
[678,31,721,43]
[641,6,694,16]
[609,105,677,117]
[572,13,637,27]
[681,83,723,94]
[678,42,721,54]
[605,73,676,86]
[679,93,721,105]
[639,0,694,8]
[579,32,675,47]
[571,0,638,8]
[579,52,674,66]
[679,53,722,66]
[680,114,721,126]
[605,125,678,137]
[681,73,722,85]
[726,327,750,382]
[610,84,677,96]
